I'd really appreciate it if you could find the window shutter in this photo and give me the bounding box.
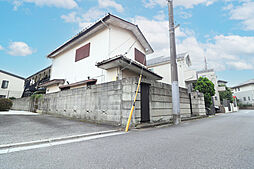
[135,48,146,65]
[75,43,90,62]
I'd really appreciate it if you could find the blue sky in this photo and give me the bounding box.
[0,0,253,86]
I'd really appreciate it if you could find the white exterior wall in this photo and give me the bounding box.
[0,72,24,98]
[51,24,146,86]
[149,63,171,85]
[148,59,196,88]
[233,84,254,105]
[46,85,61,94]
[233,85,254,92]
[105,68,119,82]
[109,25,145,60]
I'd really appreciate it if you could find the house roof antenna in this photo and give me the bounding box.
[204,55,208,70]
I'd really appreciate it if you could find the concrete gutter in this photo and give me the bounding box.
[181,115,208,121]
[0,130,121,154]
[135,115,209,129]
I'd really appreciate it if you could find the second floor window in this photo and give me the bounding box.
[135,48,146,65]
[75,43,90,62]
[1,80,9,89]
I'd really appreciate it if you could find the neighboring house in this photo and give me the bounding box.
[0,70,25,98]
[147,53,197,89]
[196,69,220,107]
[42,14,162,93]
[22,66,51,97]
[232,79,254,106]
[146,53,221,108]
[218,80,228,92]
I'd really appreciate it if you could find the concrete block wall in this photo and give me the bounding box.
[11,97,32,111]
[125,77,191,125]
[39,81,123,126]
[190,92,206,116]
[12,77,198,127]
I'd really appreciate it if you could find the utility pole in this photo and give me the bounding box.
[168,0,180,125]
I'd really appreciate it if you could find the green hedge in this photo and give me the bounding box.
[0,98,13,111]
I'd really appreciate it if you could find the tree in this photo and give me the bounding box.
[194,77,215,108]
[219,87,233,103]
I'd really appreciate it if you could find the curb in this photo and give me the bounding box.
[135,122,173,129]
[181,115,208,121]
[0,129,119,151]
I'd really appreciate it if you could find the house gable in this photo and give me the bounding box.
[47,14,153,59]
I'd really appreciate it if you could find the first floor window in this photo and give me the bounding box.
[243,97,246,101]
[1,80,9,89]
[0,95,6,98]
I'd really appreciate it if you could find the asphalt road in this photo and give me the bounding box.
[1,110,254,169]
[0,111,116,144]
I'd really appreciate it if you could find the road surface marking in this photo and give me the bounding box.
[0,111,38,116]
[0,131,125,155]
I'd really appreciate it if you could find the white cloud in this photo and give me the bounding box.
[0,45,4,50]
[227,1,254,30]
[61,12,78,23]
[81,8,106,22]
[178,35,254,71]
[98,0,124,12]
[133,16,254,71]
[142,0,217,9]
[178,11,192,19]
[153,10,166,21]
[8,42,34,56]
[13,0,78,10]
[61,8,106,29]
[133,16,186,58]
[13,0,22,10]
[227,61,253,70]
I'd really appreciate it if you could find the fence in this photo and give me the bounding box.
[12,77,206,127]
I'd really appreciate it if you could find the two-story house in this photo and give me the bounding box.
[146,53,197,89]
[218,80,228,92]
[232,79,254,106]
[0,70,25,98]
[41,14,162,93]
[196,69,221,107]
[23,66,51,97]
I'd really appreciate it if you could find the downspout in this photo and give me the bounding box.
[100,19,111,58]
[100,19,111,82]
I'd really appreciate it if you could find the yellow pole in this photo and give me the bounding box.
[125,75,142,132]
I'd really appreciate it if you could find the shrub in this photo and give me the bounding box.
[31,94,43,100]
[238,103,252,109]
[219,87,233,103]
[194,77,215,108]
[0,98,13,111]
